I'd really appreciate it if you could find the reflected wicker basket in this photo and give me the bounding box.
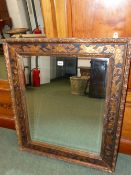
[70,76,90,96]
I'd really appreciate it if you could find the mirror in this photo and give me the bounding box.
[3,38,130,173]
[23,56,108,154]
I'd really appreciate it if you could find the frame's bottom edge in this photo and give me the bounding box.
[20,146,113,173]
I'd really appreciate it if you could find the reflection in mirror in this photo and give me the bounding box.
[22,56,108,154]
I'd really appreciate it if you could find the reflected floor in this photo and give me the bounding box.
[26,78,104,153]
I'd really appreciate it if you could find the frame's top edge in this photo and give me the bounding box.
[1,37,130,44]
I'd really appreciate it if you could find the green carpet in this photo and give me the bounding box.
[26,79,104,153]
[0,128,131,175]
[0,55,8,80]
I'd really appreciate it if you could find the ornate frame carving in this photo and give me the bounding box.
[3,38,131,172]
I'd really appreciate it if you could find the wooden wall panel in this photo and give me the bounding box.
[54,0,68,37]
[0,80,14,129]
[119,91,131,154]
[122,106,131,139]
[121,92,131,140]
[41,0,70,37]
[0,0,12,27]
[41,0,58,37]
[71,0,131,38]
[66,0,72,37]
[41,0,131,38]
[0,91,13,116]
[128,67,131,89]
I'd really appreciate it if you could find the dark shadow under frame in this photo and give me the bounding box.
[2,38,131,173]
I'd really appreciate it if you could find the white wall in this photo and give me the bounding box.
[38,56,50,84]
[23,56,51,85]
[25,0,44,32]
[78,59,91,67]
[6,0,29,28]
[23,57,30,84]
[31,56,50,84]
[77,59,91,76]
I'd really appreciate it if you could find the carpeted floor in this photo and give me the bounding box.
[0,127,131,175]
[26,78,104,153]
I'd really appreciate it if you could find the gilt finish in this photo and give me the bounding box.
[3,38,131,173]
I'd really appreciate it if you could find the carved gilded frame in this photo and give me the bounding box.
[3,38,131,173]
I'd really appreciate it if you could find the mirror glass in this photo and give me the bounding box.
[22,56,109,154]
